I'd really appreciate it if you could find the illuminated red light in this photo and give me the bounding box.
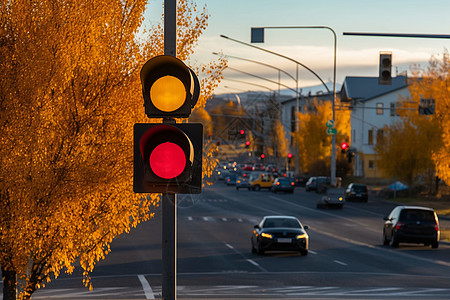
[287,153,292,158]
[245,141,250,146]
[260,154,265,159]
[240,129,245,135]
[341,142,349,150]
[149,142,186,179]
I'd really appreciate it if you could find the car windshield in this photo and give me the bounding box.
[277,178,289,184]
[399,209,435,222]
[263,218,301,228]
[353,185,367,192]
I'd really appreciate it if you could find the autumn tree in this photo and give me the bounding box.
[408,51,450,186]
[0,0,225,299]
[294,98,350,175]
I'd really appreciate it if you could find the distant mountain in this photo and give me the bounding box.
[207,82,341,110]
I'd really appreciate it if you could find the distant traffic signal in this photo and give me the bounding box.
[133,123,203,194]
[340,142,349,153]
[260,154,265,160]
[287,153,293,164]
[245,140,251,148]
[140,55,200,118]
[379,52,392,85]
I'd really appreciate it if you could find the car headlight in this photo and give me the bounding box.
[338,197,343,201]
[296,233,307,239]
[261,232,273,239]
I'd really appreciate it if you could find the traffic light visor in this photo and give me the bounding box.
[150,76,186,112]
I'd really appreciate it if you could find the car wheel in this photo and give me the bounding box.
[257,245,265,255]
[383,232,390,246]
[251,242,257,254]
[300,249,308,256]
[391,234,399,248]
[254,185,261,191]
[431,241,439,249]
[236,187,239,190]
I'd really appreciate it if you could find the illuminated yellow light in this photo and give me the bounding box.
[339,197,343,201]
[150,75,186,112]
[261,232,273,239]
[296,233,307,239]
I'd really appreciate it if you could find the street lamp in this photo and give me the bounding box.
[249,26,338,187]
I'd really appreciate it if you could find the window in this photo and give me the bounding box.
[390,102,397,116]
[376,129,384,145]
[368,129,373,145]
[368,160,375,169]
[377,103,384,115]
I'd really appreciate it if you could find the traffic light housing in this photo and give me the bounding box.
[133,123,203,194]
[287,153,293,164]
[379,52,392,85]
[140,55,200,118]
[340,142,349,153]
[245,140,250,148]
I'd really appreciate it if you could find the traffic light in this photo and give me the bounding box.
[260,153,265,160]
[133,123,203,194]
[340,142,349,153]
[379,52,392,85]
[140,55,200,118]
[245,140,250,148]
[287,153,293,164]
[134,55,203,194]
[240,129,245,135]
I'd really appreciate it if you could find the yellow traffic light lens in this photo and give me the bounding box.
[150,75,186,112]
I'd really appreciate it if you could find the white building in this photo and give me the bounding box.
[340,75,410,178]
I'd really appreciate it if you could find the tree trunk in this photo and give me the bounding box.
[1,267,17,300]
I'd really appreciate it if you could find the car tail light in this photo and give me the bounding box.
[434,224,439,231]
[395,222,403,230]
[276,182,280,186]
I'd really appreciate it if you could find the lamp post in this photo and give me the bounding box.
[249,26,338,187]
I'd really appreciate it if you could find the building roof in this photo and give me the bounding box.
[340,75,408,102]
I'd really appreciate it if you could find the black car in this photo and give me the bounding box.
[345,183,368,202]
[383,206,440,248]
[251,216,309,255]
[271,178,295,193]
[305,176,330,192]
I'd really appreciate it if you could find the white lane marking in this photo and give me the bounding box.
[334,260,348,266]
[187,216,193,221]
[238,218,243,222]
[224,243,268,272]
[246,259,260,267]
[222,217,227,222]
[308,250,318,255]
[225,243,234,249]
[138,275,155,299]
[202,217,210,221]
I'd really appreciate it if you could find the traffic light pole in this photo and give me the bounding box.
[163,1,177,300]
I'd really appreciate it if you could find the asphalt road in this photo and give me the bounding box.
[7,182,450,299]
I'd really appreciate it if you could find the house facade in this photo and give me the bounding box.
[340,75,410,178]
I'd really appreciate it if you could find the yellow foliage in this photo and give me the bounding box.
[0,0,224,298]
[294,98,350,173]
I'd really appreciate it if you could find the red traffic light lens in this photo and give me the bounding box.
[341,142,349,150]
[260,154,265,159]
[149,142,186,179]
[287,153,293,158]
[245,141,250,146]
[240,129,245,135]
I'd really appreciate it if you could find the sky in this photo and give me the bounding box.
[145,0,450,95]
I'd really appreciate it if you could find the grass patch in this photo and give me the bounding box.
[388,197,450,216]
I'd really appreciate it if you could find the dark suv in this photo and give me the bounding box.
[345,183,368,202]
[383,206,440,248]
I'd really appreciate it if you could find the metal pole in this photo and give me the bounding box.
[163,1,177,300]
